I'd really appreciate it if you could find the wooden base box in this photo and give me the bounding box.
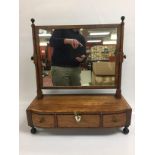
[26,94,132,134]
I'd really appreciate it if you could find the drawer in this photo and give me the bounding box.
[57,114,100,128]
[103,113,126,128]
[32,113,55,128]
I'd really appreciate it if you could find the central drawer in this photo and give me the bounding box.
[57,114,100,128]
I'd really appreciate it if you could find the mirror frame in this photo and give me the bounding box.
[30,16,126,99]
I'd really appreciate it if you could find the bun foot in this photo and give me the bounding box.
[123,126,129,134]
[31,127,37,134]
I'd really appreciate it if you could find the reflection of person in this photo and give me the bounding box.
[49,29,86,86]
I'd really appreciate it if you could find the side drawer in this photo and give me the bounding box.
[32,113,55,128]
[57,114,100,128]
[103,113,126,128]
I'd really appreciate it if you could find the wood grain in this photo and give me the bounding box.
[57,114,100,128]
[27,95,131,113]
[103,113,126,128]
[32,113,54,128]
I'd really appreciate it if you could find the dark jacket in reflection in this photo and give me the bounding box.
[49,29,86,67]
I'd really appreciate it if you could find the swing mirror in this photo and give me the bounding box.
[36,26,119,88]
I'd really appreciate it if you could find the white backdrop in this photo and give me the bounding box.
[19,0,135,110]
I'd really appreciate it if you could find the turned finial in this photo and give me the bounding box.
[31,18,35,24]
[121,16,125,22]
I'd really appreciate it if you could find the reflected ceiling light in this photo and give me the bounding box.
[87,40,102,43]
[39,29,47,33]
[40,42,48,46]
[111,34,117,40]
[39,34,52,37]
[103,41,117,45]
[89,32,110,36]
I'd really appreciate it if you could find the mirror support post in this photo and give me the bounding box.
[116,16,125,98]
[31,18,43,99]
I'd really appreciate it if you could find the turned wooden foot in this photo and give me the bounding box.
[31,127,37,134]
[123,126,129,134]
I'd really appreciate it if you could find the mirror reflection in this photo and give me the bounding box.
[38,27,117,87]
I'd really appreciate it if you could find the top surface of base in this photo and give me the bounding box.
[27,94,131,114]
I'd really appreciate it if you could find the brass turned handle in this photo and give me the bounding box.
[31,56,34,60]
[74,113,81,122]
[123,55,126,59]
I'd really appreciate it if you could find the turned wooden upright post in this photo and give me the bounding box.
[115,16,126,98]
[31,18,43,99]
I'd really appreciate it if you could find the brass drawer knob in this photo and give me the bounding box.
[74,112,81,122]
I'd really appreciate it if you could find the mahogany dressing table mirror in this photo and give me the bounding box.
[26,16,132,134]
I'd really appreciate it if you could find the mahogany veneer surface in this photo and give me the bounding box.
[103,113,126,127]
[27,95,131,114]
[58,115,100,128]
[32,113,55,128]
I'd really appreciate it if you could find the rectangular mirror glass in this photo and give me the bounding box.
[38,27,117,88]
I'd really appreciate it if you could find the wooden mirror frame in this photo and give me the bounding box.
[30,16,126,99]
